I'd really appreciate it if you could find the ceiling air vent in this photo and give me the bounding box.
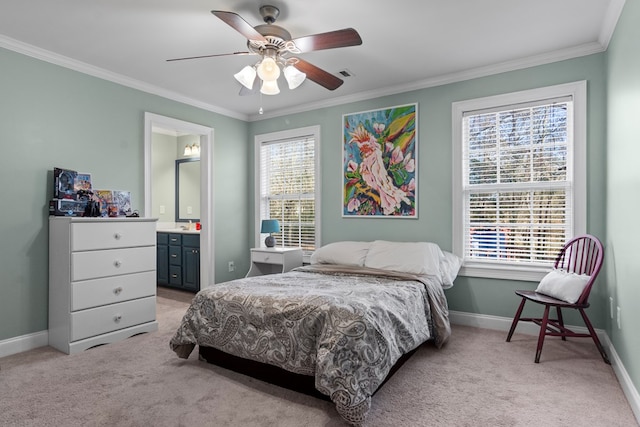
[337,69,355,78]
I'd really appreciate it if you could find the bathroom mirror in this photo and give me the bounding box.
[176,158,200,222]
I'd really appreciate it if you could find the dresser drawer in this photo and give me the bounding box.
[72,246,156,281]
[252,251,284,265]
[168,245,182,265]
[168,234,182,246]
[71,271,156,311]
[70,296,156,342]
[71,221,156,251]
[169,265,182,285]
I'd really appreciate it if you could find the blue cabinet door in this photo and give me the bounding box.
[182,246,200,292]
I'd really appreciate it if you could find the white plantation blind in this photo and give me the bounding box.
[259,133,317,255]
[462,98,574,266]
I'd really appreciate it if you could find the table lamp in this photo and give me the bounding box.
[261,219,280,247]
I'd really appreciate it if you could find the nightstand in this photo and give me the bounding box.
[246,247,303,277]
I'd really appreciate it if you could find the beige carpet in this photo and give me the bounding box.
[0,287,637,427]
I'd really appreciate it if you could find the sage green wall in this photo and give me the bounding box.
[606,0,640,399]
[249,53,607,329]
[0,47,250,341]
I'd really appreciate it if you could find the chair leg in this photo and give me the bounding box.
[535,305,551,363]
[556,307,566,341]
[579,308,611,365]
[506,298,527,342]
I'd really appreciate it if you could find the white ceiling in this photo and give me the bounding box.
[0,0,625,121]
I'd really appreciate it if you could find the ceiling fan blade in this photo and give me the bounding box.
[166,51,252,62]
[292,28,362,53]
[292,58,343,90]
[211,10,268,42]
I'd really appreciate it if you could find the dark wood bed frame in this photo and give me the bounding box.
[198,345,418,402]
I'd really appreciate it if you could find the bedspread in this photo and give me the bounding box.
[169,265,450,426]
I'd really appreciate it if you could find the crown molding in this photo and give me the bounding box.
[250,41,606,121]
[599,0,627,46]
[0,34,249,122]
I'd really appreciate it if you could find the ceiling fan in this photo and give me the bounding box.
[167,5,362,95]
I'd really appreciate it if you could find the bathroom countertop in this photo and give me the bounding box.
[156,228,200,234]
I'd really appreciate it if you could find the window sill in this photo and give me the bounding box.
[459,263,550,282]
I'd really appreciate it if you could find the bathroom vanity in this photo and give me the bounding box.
[156,229,200,292]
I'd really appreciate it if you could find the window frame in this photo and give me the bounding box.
[254,125,321,262]
[452,81,587,282]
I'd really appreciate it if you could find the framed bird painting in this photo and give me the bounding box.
[342,103,418,218]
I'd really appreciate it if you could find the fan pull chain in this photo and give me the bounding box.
[259,90,264,114]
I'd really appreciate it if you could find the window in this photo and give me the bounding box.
[452,81,586,281]
[255,126,320,260]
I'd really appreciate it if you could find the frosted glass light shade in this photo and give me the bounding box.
[284,65,306,89]
[256,57,281,82]
[183,144,200,156]
[260,79,280,95]
[234,65,257,89]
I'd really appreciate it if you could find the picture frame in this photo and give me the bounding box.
[342,103,418,218]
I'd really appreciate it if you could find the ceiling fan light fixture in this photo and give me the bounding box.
[234,65,257,89]
[260,79,280,95]
[256,56,280,82]
[284,65,306,89]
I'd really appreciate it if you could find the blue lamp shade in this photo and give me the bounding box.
[261,219,280,234]
[261,219,280,247]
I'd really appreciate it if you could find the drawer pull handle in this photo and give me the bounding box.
[171,254,177,258]
[171,274,178,278]
[114,233,122,240]
[114,287,123,295]
[114,260,122,267]
[114,314,122,323]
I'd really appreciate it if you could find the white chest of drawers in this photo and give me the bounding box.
[49,217,158,354]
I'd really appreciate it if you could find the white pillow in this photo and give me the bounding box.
[310,241,371,267]
[439,250,462,289]
[364,240,442,276]
[535,269,591,303]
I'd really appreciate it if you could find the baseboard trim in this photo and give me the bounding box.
[449,310,640,426]
[0,330,48,359]
[603,333,640,424]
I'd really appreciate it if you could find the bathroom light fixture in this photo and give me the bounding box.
[183,143,200,156]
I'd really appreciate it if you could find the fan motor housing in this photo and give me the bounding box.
[248,24,291,54]
[254,24,291,42]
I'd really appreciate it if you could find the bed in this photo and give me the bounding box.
[170,240,461,426]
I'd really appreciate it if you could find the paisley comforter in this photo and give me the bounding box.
[169,264,451,426]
